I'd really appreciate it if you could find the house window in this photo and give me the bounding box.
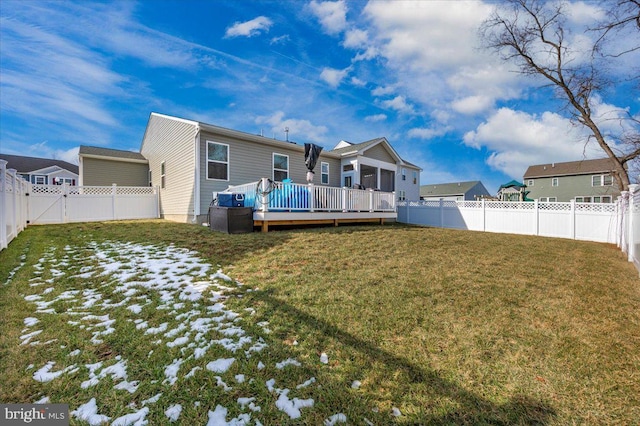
[577,196,612,203]
[321,162,329,185]
[161,161,166,189]
[398,190,406,201]
[273,153,289,181]
[527,180,534,186]
[207,141,229,181]
[33,175,46,185]
[344,176,352,188]
[540,197,557,202]
[592,174,613,186]
[551,178,559,187]
[343,164,354,171]
[53,177,74,185]
[413,171,417,184]
[148,170,152,187]
[401,168,406,181]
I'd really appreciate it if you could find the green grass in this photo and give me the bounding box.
[1,220,638,425]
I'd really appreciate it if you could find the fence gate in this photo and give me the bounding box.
[29,185,67,224]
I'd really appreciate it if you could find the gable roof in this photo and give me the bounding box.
[331,137,421,170]
[524,158,617,179]
[79,146,148,163]
[0,153,78,174]
[420,181,485,197]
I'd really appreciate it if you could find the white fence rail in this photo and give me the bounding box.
[224,178,396,213]
[398,185,640,275]
[1,159,160,251]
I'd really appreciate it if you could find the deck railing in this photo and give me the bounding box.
[223,178,396,213]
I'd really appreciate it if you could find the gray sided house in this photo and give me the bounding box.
[0,153,79,185]
[523,158,622,203]
[420,180,491,201]
[79,146,149,186]
[80,112,421,223]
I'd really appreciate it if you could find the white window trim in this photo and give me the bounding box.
[160,161,166,189]
[206,141,230,181]
[527,180,534,186]
[320,161,329,185]
[273,153,289,181]
[412,171,417,185]
[401,168,406,181]
[34,175,46,185]
[398,190,406,201]
[592,174,613,187]
[551,177,559,187]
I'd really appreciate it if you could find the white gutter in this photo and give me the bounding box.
[193,126,201,223]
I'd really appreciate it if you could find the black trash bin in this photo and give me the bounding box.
[208,206,253,234]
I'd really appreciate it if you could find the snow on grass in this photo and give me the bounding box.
[17,240,380,424]
[320,352,329,364]
[325,413,348,425]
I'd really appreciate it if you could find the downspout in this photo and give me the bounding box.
[193,126,201,223]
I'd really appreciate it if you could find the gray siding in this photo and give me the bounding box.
[396,166,420,201]
[363,143,396,163]
[141,114,198,219]
[466,182,491,200]
[81,157,148,186]
[198,131,340,214]
[526,174,620,202]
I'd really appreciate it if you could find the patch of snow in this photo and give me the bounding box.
[296,377,316,389]
[33,361,77,382]
[68,349,81,357]
[111,406,149,426]
[141,393,162,406]
[207,405,251,426]
[392,407,402,417]
[71,398,111,426]
[34,396,50,404]
[275,389,314,419]
[276,358,301,369]
[114,380,140,393]
[351,380,361,389]
[320,353,329,364]
[163,358,184,386]
[24,317,39,327]
[235,374,245,383]
[206,357,235,373]
[324,413,347,425]
[165,404,182,422]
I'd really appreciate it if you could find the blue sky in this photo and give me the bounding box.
[1,0,638,194]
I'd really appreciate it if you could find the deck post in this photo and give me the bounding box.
[0,160,7,250]
[342,187,347,212]
[260,178,269,213]
[309,183,315,212]
[369,189,374,213]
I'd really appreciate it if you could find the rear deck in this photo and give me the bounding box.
[221,178,397,232]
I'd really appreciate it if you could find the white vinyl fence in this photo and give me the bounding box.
[398,184,640,275]
[1,159,160,251]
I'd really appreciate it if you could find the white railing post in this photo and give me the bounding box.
[570,200,576,240]
[534,200,539,236]
[260,178,269,213]
[439,198,444,227]
[615,196,623,248]
[342,187,347,212]
[481,199,486,232]
[627,185,638,263]
[369,189,374,213]
[9,169,18,243]
[112,184,117,220]
[0,160,7,250]
[156,185,161,218]
[309,183,315,213]
[621,191,630,254]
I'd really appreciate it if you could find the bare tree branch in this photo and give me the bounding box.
[480,0,640,191]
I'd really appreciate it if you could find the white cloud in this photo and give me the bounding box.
[364,114,387,122]
[255,111,328,144]
[408,126,451,140]
[451,95,494,115]
[380,95,415,115]
[463,108,604,178]
[224,16,273,38]
[320,67,350,88]
[343,28,368,48]
[350,77,366,87]
[309,0,347,35]
[270,34,290,45]
[371,85,397,97]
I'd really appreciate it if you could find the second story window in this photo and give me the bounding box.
[552,177,559,187]
[160,161,166,188]
[401,168,406,181]
[321,162,329,185]
[527,179,534,186]
[273,153,289,181]
[413,171,417,184]
[592,174,613,186]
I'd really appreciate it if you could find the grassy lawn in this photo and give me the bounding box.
[1,220,638,425]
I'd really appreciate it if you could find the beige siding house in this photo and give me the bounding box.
[79,146,148,187]
[80,112,422,223]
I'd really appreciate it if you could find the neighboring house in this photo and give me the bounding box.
[523,158,622,203]
[497,180,529,201]
[0,153,79,185]
[79,146,149,186]
[81,112,422,223]
[420,180,491,201]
